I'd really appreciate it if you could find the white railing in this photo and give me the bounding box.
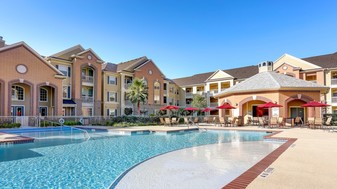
[331,78,337,85]
[332,97,337,103]
[82,75,94,83]
[185,92,193,98]
[195,91,205,95]
[82,96,94,103]
[209,90,218,95]
[210,102,218,107]
[62,126,91,141]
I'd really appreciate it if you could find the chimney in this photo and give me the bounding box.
[0,36,5,48]
[258,61,273,72]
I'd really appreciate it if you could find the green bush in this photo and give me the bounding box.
[0,123,21,128]
[63,121,81,126]
[103,116,161,127]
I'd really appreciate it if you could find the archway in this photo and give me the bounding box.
[37,83,58,116]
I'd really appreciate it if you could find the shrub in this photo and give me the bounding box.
[104,116,161,127]
[0,123,21,128]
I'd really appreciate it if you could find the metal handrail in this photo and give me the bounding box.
[62,125,91,141]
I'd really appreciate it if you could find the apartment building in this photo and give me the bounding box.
[45,45,103,116]
[0,37,65,121]
[273,53,337,114]
[173,66,258,115]
[102,56,180,116]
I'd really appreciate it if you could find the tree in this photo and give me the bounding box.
[126,78,148,115]
[191,94,206,108]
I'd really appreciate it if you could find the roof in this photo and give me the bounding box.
[215,71,328,97]
[0,42,65,77]
[172,65,258,87]
[103,63,118,72]
[302,52,337,69]
[50,45,85,60]
[116,56,148,72]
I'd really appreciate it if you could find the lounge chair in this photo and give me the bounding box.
[278,117,284,128]
[171,117,178,125]
[219,117,226,127]
[213,117,220,126]
[203,116,210,124]
[269,117,278,128]
[193,117,199,125]
[294,117,303,127]
[184,117,192,127]
[159,117,165,125]
[247,117,252,125]
[314,118,323,129]
[164,118,171,126]
[258,117,267,127]
[228,117,237,127]
[323,117,332,131]
[252,117,259,126]
[307,117,315,129]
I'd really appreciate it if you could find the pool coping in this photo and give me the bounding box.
[0,132,35,144]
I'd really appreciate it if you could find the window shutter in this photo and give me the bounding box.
[107,109,110,116]
[67,86,71,98]
[114,109,117,116]
[115,93,117,102]
[107,76,110,84]
[115,77,118,85]
[68,67,71,77]
[107,92,109,102]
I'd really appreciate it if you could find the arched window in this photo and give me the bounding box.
[40,88,48,102]
[12,85,24,100]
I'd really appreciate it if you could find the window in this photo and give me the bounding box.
[63,86,71,99]
[176,100,180,106]
[154,82,160,90]
[163,96,167,103]
[108,76,117,85]
[163,83,167,90]
[82,107,93,116]
[40,88,48,102]
[154,95,160,104]
[107,109,117,117]
[57,65,70,77]
[107,92,118,102]
[12,85,24,100]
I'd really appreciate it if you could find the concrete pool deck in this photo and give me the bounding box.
[111,125,337,189]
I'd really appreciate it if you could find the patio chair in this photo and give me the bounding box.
[252,117,259,126]
[213,117,220,126]
[164,118,171,126]
[184,117,192,127]
[171,117,178,125]
[323,117,332,131]
[269,117,278,128]
[258,117,267,128]
[314,118,323,129]
[247,116,252,125]
[203,116,210,124]
[193,117,199,125]
[307,117,315,129]
[219,117,226,127]
[159,117,165,125]
[277,117,284,128]
[228,117,237,127]
[294,117,303,127]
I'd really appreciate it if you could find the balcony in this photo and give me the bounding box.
[209,90,218,95]
[185,92,193,98]
[124,83,132,89]
[332,78,337,85]
[210,102,218,107]
[195,91,205,96]
[82,75,94,83]
[82,96,93,103]
[332,97,337,103]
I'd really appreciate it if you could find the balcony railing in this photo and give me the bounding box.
[82,75,94,83]
[332,78,337,85]
[82,96,93,103]
[195,91,205,95]
[210,102,218,107]
[185,92,193,98]
[332,97,337,103]
[209,90,218,95]
[124,83,132,89]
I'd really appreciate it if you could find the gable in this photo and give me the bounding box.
[274,54,321,71]
[206,70,233,82]
[51,45,85,60]
[134,60,165,77]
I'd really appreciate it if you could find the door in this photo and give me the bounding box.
[11,106,24,116]
[290,107,304,120]
[39,107,48,116]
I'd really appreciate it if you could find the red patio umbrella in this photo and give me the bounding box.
[160,105,179,111]
[216,103,236,109]
[301,101,330,117]
[184,107,199,111]
[202,107,214,112]
[258,102,283,109]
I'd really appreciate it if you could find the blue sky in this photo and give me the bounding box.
[2,0,337,79]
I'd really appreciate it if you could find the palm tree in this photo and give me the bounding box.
[126,78,148,115]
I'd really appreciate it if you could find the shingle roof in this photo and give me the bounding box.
[216,71,328,97]
[172,65,258,87]
[116,56,148,72]
[302,52,337,69]
[103,63,118,72]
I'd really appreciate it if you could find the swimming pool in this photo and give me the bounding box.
[0,128,281,188]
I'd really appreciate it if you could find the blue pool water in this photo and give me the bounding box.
[0,129,276,188]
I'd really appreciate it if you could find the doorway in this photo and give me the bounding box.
[39,107,48,116]
[11,106,24,116]
[290,107,304,120]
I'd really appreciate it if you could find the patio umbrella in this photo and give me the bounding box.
[160,105,179,117]
[216,103,236,110]
[202,107,214,112]
[258,102,283,126]
[301,101,330,117]
[184,107,199,116]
